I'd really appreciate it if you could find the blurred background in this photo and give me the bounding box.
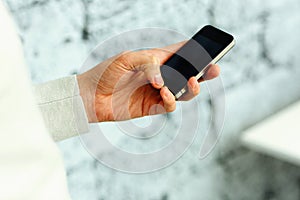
[4,0,300,199]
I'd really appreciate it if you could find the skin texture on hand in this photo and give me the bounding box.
[77,42,220,123]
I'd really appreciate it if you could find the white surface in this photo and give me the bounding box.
[241,101,300,166]
[0,2,71,199]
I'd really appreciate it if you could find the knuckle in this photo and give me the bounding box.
[149,55,159,65]
[115,51,132,69]
[194,87,200,95]
[118,51,132,61]
[140,55,158,72]
[166,103,176,112]
[189,83,200,96]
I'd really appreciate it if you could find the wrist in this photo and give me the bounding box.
[76,74,98,123]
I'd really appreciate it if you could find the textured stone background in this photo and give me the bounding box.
[4,0,300,199]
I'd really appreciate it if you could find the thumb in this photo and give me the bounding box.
[124,52,164,89]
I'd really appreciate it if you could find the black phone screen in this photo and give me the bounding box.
[160,25,233,97]
[194,35,224,58]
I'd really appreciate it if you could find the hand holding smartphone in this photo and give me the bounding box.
[160,25,235,99]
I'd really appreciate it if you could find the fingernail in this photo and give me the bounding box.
[154,74,164,86]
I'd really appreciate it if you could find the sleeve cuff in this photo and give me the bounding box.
[33,75,89,141]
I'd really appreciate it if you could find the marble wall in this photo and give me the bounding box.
[4,0,300,199]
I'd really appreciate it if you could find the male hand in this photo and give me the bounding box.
[77,42,220,123]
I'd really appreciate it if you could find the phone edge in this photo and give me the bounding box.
[174,39,235,99]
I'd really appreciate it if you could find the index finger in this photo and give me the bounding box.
[140,41,187,64]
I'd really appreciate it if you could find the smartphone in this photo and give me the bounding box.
[160,25,235,99]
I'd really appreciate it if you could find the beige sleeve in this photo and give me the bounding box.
[33,75,89,141]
